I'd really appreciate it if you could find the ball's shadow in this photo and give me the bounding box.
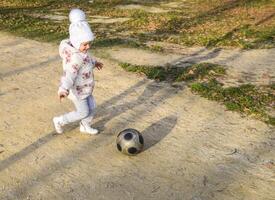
[142,115,178,151]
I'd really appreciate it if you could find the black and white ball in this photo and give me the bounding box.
[116,128,144,156]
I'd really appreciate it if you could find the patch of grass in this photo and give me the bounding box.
[247,26,275,48]
[149,44,164,52]
[268,116,275,126]
[0,12,67,43]
[176,63,226,81]
[93,37,143,48]
[120,62,274,125]
[205,24,275,49]
[119,62,168,81]
[190,79,224,101]
[0,0,51,7]
[0,9,144,48]
[1,0,274,49]
[119,62,226,82]
[241,0,273,7]
[191,81,275,125]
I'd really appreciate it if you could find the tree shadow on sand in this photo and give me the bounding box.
[0,78,181,172]
[93,80,181,133]
[0,77,183,198]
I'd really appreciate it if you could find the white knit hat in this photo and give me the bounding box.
[69,9,95,50]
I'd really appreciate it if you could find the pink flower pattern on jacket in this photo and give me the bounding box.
[63,49,72,64]
[82,71,91,79]
[72,64,79,74]
[83,56,90,65]
[59,39,96,99]
[76,86,83,95]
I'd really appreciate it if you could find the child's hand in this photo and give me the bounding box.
[59,91,68,101]
[95,61,103,70]
[58,88,69,102]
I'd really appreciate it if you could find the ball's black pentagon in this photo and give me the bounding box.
[124,132,133,140]
[128,147,138,154]
[117,144,122,151]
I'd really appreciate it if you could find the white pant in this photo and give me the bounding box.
[61,95,96,126]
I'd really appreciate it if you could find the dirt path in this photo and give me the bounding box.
[102,43,275,87]
[0,32,274,200]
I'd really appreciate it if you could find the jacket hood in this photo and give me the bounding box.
[59,39,79,59]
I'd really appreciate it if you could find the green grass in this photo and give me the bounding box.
[120,62,275,125]
[175,63,226,81]
[0,0,274,49]
[120,62,171,81]
[119,62,226,82]
[0,12,68,43]
[191,81,275,125]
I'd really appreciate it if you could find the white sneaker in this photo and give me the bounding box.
[80,123,99,135]
[53,117,63,134]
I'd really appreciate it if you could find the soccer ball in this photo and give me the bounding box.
[116,128,144,156]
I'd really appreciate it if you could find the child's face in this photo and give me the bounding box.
[79,41,91,53]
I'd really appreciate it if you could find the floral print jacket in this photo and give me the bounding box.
[58,39,96,100]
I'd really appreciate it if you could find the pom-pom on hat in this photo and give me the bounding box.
[69,8,95,50]
[69,8,86,23]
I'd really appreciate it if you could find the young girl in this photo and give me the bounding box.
[53,8,103,135]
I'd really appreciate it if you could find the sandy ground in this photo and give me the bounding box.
[0,32,274,200]
[103,43,275,87]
